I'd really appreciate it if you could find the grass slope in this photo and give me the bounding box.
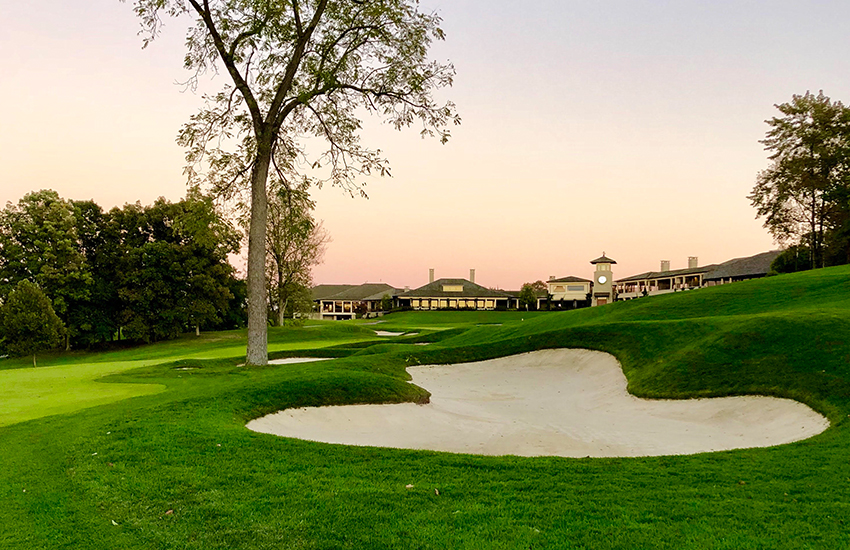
[1,267,850,549]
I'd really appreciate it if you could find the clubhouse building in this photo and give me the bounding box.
[614,251,781,300]
[312,250,782,318]
[314,282,400,321]
[396,269,520,311]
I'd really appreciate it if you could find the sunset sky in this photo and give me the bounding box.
[3,1,850,290]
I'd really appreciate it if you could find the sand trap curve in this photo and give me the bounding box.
[247,349,829,457]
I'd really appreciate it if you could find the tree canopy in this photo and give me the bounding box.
[129,0,459,365]
[749,91,850,268]
[117,191,243,342]
[0,190,92,346]
[0,189,245,348]
[518,281,547,311]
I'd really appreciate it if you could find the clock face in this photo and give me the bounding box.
[597,275,608,284]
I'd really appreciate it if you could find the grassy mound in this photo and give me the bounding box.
[1,267,850,549]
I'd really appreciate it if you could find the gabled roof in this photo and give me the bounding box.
[702,250,781,281]
[398,278,513,298]
[548,276,592,284]
[312,284,357,301]
[316,283,400,302]
[590,254,617,265]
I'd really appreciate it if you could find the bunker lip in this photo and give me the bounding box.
[246,349,830,458]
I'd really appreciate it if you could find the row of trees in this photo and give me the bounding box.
[750,91,850,271]
[0,189,245,351]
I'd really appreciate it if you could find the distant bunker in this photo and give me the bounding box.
[247,349,829,458]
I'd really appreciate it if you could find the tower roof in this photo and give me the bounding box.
[590,253,617,265]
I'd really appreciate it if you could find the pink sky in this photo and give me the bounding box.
[3,1,849,290]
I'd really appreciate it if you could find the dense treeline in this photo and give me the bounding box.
[0,189,245,350]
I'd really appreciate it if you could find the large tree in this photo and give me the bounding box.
[130,0,458,365]
[749,91,850,269]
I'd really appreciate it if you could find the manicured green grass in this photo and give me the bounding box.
[0,322,381,427]
[2,267,850,548]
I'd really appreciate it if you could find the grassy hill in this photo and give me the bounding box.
[1,267,849,548]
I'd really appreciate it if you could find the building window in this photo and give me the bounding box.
[567,285,584,292]
[554,285,565,293]
[442,284,463,292]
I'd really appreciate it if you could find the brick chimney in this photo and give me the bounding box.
[469,269,476,284]
[429,268,435,283]
[660,260,670,272]
[688,256,698,269]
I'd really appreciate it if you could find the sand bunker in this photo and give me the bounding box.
[267,357,333,365]
[247,349,829,457]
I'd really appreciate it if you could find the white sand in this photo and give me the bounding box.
[247,349,829,457]
[267,357,333,365]
[374,330,405,336]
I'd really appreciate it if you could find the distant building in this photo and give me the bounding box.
[396,269,517,310]
[615,251,781,300]
[701,251,783,286]
[545,276,592,310]
[312,251,783,319]
[590,254,616,306]
[314,283,400,320]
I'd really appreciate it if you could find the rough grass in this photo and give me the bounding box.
[2,266,850,548]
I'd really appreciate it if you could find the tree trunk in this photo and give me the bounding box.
[32,353,37,368]
[245,139,272,366]
[278,265,286,327]
[810,188,818,270]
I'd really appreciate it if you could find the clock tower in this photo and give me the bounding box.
[590,253,616,306]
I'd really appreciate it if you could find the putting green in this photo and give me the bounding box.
[0,360,165,427]
[0,336,373,428]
